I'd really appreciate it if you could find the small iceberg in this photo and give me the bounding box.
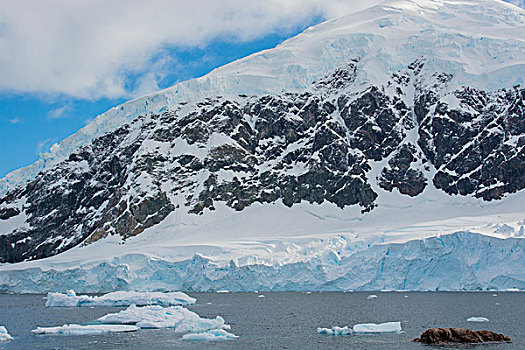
[258,295,265,298]
[467,317,489,322]
[32,324,138,335]
[317,326,352,336]
[97,304,228,332]
[182,329,238,341]
[46,290,195,307]
[353,321,402,333]
[0,326,13,341]
[366,295,378,300]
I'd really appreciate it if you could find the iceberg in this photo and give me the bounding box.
[467,317,489,322]
[97,304,227,331]
[366,295,377,300]
[0,326,13,341]
[317,326,352,336]
[353,322,402,333]
[258,295,265,298]
[182,329,238,341]
[31,324,138,335]
[45,290,195,307]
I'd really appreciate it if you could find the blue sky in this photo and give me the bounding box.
[0,30,322,177]
[0,0,523,178]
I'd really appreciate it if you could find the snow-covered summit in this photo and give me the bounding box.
[1,0,524,195]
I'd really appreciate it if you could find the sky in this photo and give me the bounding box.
[0,0,523,178]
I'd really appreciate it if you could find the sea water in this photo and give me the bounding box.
[0,292,523,349]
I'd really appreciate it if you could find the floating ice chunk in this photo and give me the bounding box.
[46,290,195,307]
[353,322,402,333]
[317,326,352,336]
[97,304,227,332]
[0,326,13,341]
[467,317,489,322]
[216,290,229,293]
[258,295,265,298]
[366,295,377,300]
[32,324,138,335]
[182,329,238,341]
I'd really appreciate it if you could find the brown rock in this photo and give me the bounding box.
[413,327,511,344]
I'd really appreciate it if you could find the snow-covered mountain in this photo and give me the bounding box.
[0,0,524,292]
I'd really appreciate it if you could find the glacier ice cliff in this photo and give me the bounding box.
[0,232,523,293]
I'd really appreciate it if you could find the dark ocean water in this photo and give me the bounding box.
[0,292,523,349]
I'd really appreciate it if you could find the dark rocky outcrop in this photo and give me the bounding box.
[379,143,428,196]
[413,327,511,344]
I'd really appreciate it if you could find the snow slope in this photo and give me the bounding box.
[1,0,523,195]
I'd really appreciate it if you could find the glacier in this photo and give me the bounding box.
[0,231,524,293]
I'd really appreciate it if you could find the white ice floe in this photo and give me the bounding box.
[45,290,195,307]
[366,295,377,300]
[467,317,489,322]
[97,304,228,332]
[0,326,13,341]
[258,295,265,298]
[182,329,238,341]
[317,326,352,336]
[32,324,138,335]
[353,322,402,333]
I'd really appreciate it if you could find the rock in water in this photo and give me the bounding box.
[413,327,511,344]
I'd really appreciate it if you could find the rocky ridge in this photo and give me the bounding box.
[0,59,523,263]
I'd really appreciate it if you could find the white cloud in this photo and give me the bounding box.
[47,104,72,119]
[35,138,56,156]
[5,117,22,124]
[0,0,383,100]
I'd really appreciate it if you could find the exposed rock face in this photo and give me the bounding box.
[379,144,428,196]
[0,59,523,263]
[413,327,512,344]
